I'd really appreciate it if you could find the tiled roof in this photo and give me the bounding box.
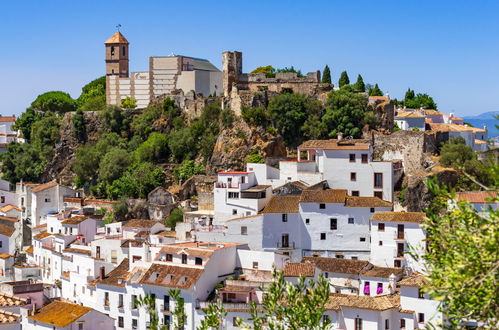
[345,197,392,208]
[63,248,91,255]
[262,195,300,213]
[221,285,254,292]
[61,215,89,225]
[0,116,16,122]
[272,181,309,191]
[97,258,129,287]
[120,239,148,248]
[325,293,400,311]
[0,253,10,259]
[423,109,444,116]
[456,191,498,204]
[123,219,161,229]
[160,246,214,257]
[0,223,15,237]
[371,212,425,224]
[474,139,487,144]
[298,139,370,150]
[226,214,262,222]
[32,224,47,230]
[134,231,150,238]
[139,263,204,289]
[104,31,129,44]
[283,263,316,277]
[28,301,92,327]
[0,216,17,223]
[368,96,389,101]
[395,111,425,118]
[300,189,348,203]
[218,171,249,175]
[25,246,34,254]
[0,309,19,324]
[155,230,176,238]
[398,272,426,287]
[0,292,27,307]
[429,123,486,133]
[360,266,404,278]
[30,181,58,193]
[33,231,51,240]
[0,205,22,212]
[242,185,271,192]
[302,257,370,275]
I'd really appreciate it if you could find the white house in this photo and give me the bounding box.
[455,191,498,212]
[30,182,79,227]
[370,212,426,271]
[0,179,16,208]
[15,182,39,225]
[394,110,426,131]
[0,223,17,256]
[23,300,115,329]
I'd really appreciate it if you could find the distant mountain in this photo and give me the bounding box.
[462,111,498,138]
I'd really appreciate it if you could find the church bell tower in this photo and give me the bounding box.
[104,31,129,78]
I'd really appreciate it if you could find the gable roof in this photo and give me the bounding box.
[0,116,16,123]
[395,111,425,118]
[456,191,498,204]
[262,195,300,213]
[63,247,91,255]
[97,258,129,287]
[61,215,90,225]
[139,263,204,289]
[283,263,316,277]
[0,205,22,212]
[0,292,27,307]
[325,293,400,311]
[123,219,161,229]
[104,31,129,44]
[398,272,426,287]
[360,266,404,278]
[31,181,58,193]
[298,139,370,150]
[302,257,370,275]
[28,301,93,327]
[345,196,392,208]
[371,212,426,224]
[33,231,51,240]
[300,189,348,203]
[0,223,15,237]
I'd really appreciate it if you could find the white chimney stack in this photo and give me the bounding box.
[388,273,397,294]
[337,132,344,141]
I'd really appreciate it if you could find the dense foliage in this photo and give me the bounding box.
[368,83,383,96]
[321,65,331,84]
[404,88,437,109]
[353,74,366,92]
[31,91,76,114]
[338,71,350,88]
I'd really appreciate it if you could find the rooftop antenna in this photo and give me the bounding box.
[116,24,122,32]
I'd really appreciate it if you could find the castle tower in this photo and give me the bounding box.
[222,51,242,97]
[104,32,129,78]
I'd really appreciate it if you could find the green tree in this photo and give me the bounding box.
[131,105,163,140]
[108,162,165,199]
[338,71,350,88]
[220,108,235,128]
[276,66,304,77]
[100,105,130,135]
[121,96,137,110]
[98,148,132,184]
[30,113,61,161]
[0,143,45,183]
[268,93,323,145]
[405,93,437,110]
[168,127,197,162]
[77,76,106,111]
[31,91,76,114]
[322,89,375,138]
[321,65,331,84]
[134,132,169,163]
[173,160,205,183]
[165,208,184,229]
[169,289,187,330]
[241,106,270,127]
[135,294,166,330]
[368,83,383,96]
[353,74,366,92]
[404,88,415,101]
[423,179,499,328]
[72,109,86,142]
[198,302,227,330]
[251,65,276,78]
[13,107,43,141]
[247,153,265,164]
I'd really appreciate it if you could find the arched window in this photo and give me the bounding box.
[111,46,115,56]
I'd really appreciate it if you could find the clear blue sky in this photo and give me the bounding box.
[1,0,498,117]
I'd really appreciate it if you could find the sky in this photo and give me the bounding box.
[0,0,498,117]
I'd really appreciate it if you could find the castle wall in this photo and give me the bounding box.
[106,72,150,108]
[150,57,181,98]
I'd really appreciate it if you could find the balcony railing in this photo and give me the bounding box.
[198,302,263,311]
[396,232,405,240]
[215,182,240,189]
[276,241,295,249]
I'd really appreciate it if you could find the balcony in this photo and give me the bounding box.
[276,241,295,249]
[198,301,263,311]
[161,304,171,313]
[215,182,240,189]
[395,232,405,240]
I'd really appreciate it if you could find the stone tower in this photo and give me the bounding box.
[104,32,129,78]
[222,51,242,97]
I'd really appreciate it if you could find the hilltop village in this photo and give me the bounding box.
[0,31,495,330]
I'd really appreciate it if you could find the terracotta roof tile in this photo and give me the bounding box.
[0,253,10,259]
[325,293,400,311]
[395,111,425,118]
[302,257,370,275]
[429,123,486,133]
[0,293,27,307]
[61,215,89,225]
[0,116,16,123]
[262,195,300,213]
[0,205,22,212]
[0,223,15,237]
[226,214,262,222]
[360,266,404,278]
[298,139,370,150]
[104,31,129,44]
[155,230,176,238]
[300,189,348,203]
[63,248,91,255]
[139,264,204,289]
[0,309,19,324]
[160,246,214,258]
[30,181,58,193]
[123,219,161,229]
[28,301,92,327]
[33,231,51,240]
[0,216,17,223]
[345,197,392,208]
[283,263,316,277]
[371,212,425,224]
[398,272,426,287]
[368,96,389,101]
[25,246,34,254]
[97,258,129,287]
[456,191,498,204]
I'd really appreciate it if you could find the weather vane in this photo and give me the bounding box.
[116,24,122,32]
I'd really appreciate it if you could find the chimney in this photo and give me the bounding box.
[483,125,487,131]
[388,274,397,294]
[337,132,344,141]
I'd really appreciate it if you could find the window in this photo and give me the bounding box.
[394,260,401,267]
[378,223,385,231]
[349,154,356,162]
[320,233,326,240]
[111,46,115,56]
[361,154,368,163]
[370,207,375,213]
[374,173,383,188]
[0,196,4,203]
[282,214,288,222]
[252,261,258,269]
[228,192,239,199]
[132,295,137,309]
[241,176,245,184]
[165,254,173,262]
[79,324,84,330]
[21,197,24,206]
[378,282,383,293]
[350,172,357,181]
[104,292,109,306]
[374,191,383,199]
[232,209,237,215]
[50,227,53,233]
[418,288,424,299]
[360,237,366,242]
[348,217,354,224]
[118,316,124,328]
[319,203,325,209]
[132,319,138,329]
[418,313,425,323]
[355,317,363,330]
[324,272,328,278]
[335,254,344,259]
[122,47,126,56]
[352,190,359,196]
[351,256,358,260]
[195,257,203,265]
[400,319,406,329]
[385,319,389,329]
[330,218,337,230]
[118,294,124,307]
[181,254,187,264]
[45,198,51,203]
[241,226,247,235]
[305,218,310,224]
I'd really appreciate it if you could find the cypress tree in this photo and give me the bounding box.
[368,84,383,96]
[322,65,332,84]
[338,71,350,88]
[404,88,415,101]
[353,74,366,92]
